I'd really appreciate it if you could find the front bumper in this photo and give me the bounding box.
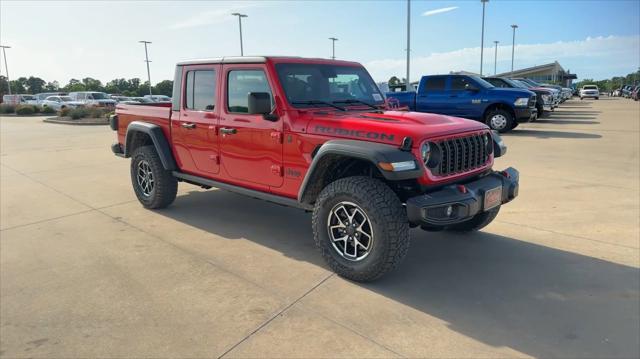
[515,107,537,122]
[406,167,519,226]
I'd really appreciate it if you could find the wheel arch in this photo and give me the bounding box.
[298,139,423,206]
[124,121,177,171]
[483,102,515,121]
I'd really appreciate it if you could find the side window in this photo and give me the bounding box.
[423,77,446,92]
[227,70,272,113]
[451,77,475,91]
[184,70,216,111]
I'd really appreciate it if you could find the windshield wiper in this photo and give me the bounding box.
[291,100,346,111]
[332,99,380,110]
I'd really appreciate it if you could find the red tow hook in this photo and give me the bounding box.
[456,185,467,194]
[501,170,511,179]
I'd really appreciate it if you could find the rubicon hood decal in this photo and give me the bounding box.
[313,125,395,141]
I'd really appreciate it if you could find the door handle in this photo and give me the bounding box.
[220,127,237,135]
[181,122,196,129]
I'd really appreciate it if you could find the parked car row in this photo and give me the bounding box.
[613,85,639,101]
[384,74,577,133]
[2,92,173,112]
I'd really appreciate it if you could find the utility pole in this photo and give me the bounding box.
[232,13,248,56]
[329,37,338,60]
[510,24,518,75]
[406,0,411,90]
[493,41,499,75]
[0,45,11,95]
[139,41,152,96]
[479,0,489,76]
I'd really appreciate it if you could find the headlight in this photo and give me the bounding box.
[421,143,430,166]
[541,94,551,103]
[514,97,529,107]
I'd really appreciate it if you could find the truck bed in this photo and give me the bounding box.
[115,102,172,120]
[114,102,173,145]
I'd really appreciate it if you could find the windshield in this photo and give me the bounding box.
[511,79,531,88]
[60,96,73,101]
[503,78,528,89]
[90,92,109,100]
[275,63,384,109]
[469,76,494,88]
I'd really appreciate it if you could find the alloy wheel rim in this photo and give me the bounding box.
[327,201,374,261]
[136,160,155,197]
[490,114,508,130]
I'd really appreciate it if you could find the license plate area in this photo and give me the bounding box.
[483,186,502,211]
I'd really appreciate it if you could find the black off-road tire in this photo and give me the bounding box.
[130,145,178,209]
[312,176,410,282]
[485,109,514,133]
[447,206,500,232]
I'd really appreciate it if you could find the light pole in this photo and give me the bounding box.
[232,13,248,56]
[493,41,499,75]
[0,45,11,95]
[510,24,518,75]
[139,41,152,96]
[329,37,338,59]
[406,0,411,90]
[479,0,489,76]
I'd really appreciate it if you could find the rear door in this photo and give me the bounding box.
[218,64,283,189]
[171,64,221,177]
[416,76,450,114]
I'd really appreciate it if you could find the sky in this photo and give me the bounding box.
[1,0,639,86]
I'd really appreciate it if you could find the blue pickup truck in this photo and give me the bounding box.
[386,75,537,132]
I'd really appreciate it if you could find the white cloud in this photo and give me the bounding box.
[366,35,640,82]
[422,6,458,17]
[169,3,256,29]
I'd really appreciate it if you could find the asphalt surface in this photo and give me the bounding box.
[1,98,639,358]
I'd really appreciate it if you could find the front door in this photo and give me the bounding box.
[448,76,482,118]
[171,64,221,177]
[218,65,283,188]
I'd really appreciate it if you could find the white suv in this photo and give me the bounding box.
[580,85,599,100]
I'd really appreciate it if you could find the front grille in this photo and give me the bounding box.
[433,133,491,176]
[528,94,537,107]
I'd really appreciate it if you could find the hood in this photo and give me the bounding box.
[487,87,533,97]
[306,110,488,146]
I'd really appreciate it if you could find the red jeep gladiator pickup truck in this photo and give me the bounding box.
[110,56,519,281]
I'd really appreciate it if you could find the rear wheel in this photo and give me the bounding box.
[312,176,410,282]
[485,109,514,133]
[130,145,177,209]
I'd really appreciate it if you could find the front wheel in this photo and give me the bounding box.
[312,176,410,282]
[130,145,178,209]
[485,109,514,133]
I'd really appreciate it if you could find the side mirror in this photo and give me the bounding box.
[247,92,278,121]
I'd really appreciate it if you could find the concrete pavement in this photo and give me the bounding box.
[1,98,638,358]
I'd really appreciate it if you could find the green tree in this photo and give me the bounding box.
[81,77,104,91]
[63,79,86,92]
[153,80,173,96]
[25,76,46,94]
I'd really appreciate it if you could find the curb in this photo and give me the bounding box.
[43,117,109,126]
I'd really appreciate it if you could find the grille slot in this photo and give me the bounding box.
[434,133,490,176]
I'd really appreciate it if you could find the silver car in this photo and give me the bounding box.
[68,92,117,108]
[40,96,84,111]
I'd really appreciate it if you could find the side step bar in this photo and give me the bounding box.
[172,171,312,211]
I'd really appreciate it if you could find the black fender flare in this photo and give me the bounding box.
[124,121,177,171]
[297,139,423,204]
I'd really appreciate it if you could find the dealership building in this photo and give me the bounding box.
[496,61,577,87]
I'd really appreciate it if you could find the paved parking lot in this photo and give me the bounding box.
[1,98,639,358]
